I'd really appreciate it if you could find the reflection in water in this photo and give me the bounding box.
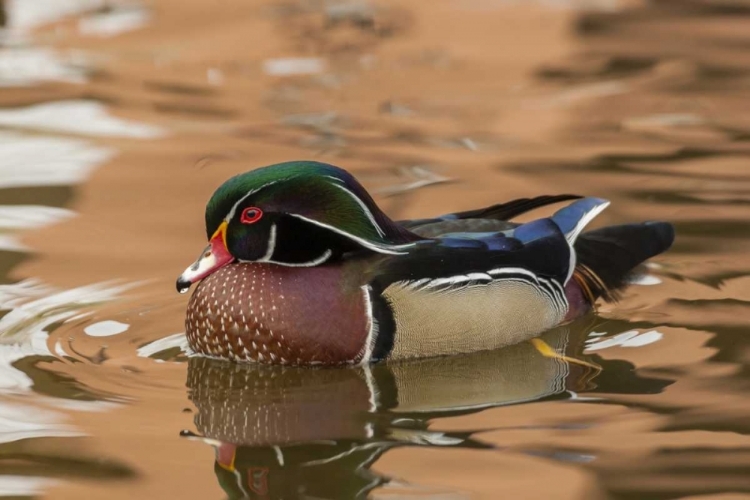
[0,101,166,139]
[0,47,89,86]
[0,133,112,190]
[185,324,668,499]
[0,401,82,444]
[4,0,107,33]
[77,5,150,38]
[0,475,59,497]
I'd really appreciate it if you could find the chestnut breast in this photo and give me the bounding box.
[185,262,371,365]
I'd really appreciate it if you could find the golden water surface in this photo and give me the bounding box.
[1,0,749,498]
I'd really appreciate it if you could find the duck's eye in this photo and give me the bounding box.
[240,207,263,224]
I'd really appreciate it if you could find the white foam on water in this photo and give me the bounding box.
[263,57,326,76]
[0,235,26,252]
[627,274,663,286]
[584,329,664,352]
[40,398,121,413]
[0,475,61,497]
[0,330,54,392]
[0,401,84,444]
[84,320,129,337]
[0,280,138,392]
[0,206,75,230]
[0,280,136,343]
[0,100,167,139]
[136,333,191,358]
[620,329,663,347]
[0,47,88,86]
[5,0,106,32]
[78,6,151,37]
[54,340,67,357]
[0,132,114,188]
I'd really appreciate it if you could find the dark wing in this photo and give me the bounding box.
[399,194,582,238]
[442,194,584,221]
[371,197,612,291]
[371,218,574,290]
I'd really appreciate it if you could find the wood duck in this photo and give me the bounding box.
[176,160,674,366]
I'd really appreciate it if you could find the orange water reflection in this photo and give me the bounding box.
[0,0,749,498]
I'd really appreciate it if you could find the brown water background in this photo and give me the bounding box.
[0,0,749,498]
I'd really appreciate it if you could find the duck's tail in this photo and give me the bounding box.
[572,222,675,303]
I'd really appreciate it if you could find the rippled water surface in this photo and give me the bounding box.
[1,0,749,498]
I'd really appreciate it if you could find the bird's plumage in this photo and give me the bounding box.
[178,161,675,365]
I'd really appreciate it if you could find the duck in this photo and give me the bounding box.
[176,160,674,366]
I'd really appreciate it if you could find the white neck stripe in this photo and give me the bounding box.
[289,214,414,255]
[241,248,333,267]
[258,223,277,262]
[269,248,332,267]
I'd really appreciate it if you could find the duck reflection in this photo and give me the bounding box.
[184,321,665,499]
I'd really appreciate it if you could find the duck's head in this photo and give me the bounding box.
[176,161,418,293]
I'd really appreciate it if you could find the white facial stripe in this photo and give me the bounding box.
[223,180,281,223]
[330,183,385,237]
[238,248,332,267]
[258,223,277,262]
[289,214,414,255]
[225,189,257,222]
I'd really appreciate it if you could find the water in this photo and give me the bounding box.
[0,0,749,498]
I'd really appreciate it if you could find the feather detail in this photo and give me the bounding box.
[572,265,606,306]
[445,194,584,221]
[573,222,675,303]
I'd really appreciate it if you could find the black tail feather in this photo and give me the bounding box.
[574,222,675,302]
[451,194,583,221]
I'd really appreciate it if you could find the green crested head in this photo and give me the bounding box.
[202,161,418,266]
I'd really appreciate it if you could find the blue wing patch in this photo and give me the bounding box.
[511,219,563,244]
[436,232,522,251]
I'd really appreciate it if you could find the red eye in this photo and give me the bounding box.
[240,207,263,224]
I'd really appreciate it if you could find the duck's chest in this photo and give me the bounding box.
[185,263,371,365]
